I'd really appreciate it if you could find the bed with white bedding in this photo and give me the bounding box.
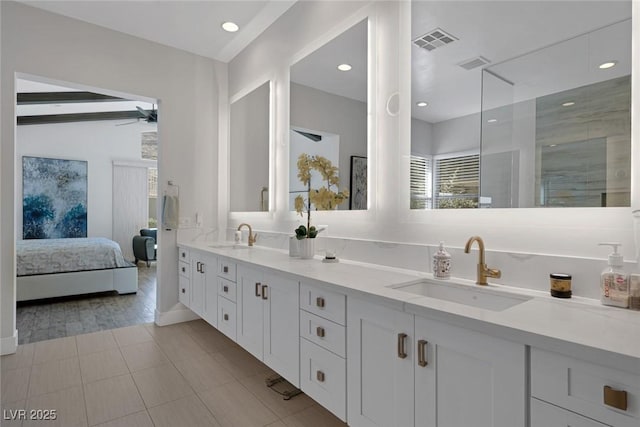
[16,238,138,301]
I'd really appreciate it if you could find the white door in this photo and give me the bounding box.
[237,265,264,360]
[347,297,414,427]
[414,316,526,427]
[112,163,148,261]
[263,271,300,387]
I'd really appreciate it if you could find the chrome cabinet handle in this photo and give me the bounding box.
[417,339,428,367]
[316,297,325,308]
[196,262,200,273]
[397,333,408,359]
[604,385,628,410]
[200,263,205,274]
[261,285,268,300]
[316,371,325,382]
[316,326,325,338]
[255,282,261,297]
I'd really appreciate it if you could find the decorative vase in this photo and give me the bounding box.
[299,238,316,259]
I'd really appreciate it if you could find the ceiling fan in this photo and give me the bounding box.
[116,104,157,126]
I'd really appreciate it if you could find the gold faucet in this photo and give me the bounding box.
[464,236,501,285]
[237,223,257,246]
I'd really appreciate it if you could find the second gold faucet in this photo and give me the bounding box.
[464,236,501,285]
[237,223,257,246]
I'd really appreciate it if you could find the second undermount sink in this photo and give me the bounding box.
[389,279,532,312]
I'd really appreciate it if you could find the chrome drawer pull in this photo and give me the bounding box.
[417,339,428,367]
[604,385,627,411]
[316,297,325,308]
[223,314,229,321]
[181,288,185,294]
[397,333,408,359]
[181,266,186,273]
[316,371,325,382]
[223,285,229,293]
[223,265,229,273]
[316,326,325,338]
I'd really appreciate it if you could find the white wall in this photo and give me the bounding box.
[226,0,638,280]
[1,1,221,353]
[15,120,155,239]
[431,113,480,155]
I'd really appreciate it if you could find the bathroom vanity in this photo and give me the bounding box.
[177,242,639,427]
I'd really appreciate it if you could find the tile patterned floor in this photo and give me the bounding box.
[0,321,346,427]
[16,266,157,345]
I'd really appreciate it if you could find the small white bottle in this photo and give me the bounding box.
[433,241,451,280]
[599,243,629,308]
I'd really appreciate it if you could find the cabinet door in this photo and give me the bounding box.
[263,271,300,387]
[237,265,264,360]
[347,297,414,427]
[531,398,611,427]
[202,253,218,327]
[190,254,205,317]
[414,316,526,427]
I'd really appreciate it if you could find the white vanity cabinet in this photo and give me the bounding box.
[299,282,347,421]
[347,297,526,427]
[531,348,639,427]
[237,264,300,386]
[178,247,218,326]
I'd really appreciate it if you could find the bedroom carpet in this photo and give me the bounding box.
[0,320,346,427]
[16,265,156,345]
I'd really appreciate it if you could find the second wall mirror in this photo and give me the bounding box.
[289,18,369,211]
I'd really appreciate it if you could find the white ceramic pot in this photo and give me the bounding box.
[299,238,316,259]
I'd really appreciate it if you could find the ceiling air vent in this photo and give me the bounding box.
[458,56,491,70]
[413,28,458,52]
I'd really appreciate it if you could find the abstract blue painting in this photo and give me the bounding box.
[23,156,88,239]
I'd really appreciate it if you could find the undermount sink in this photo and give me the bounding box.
[389,279,532,312]
[208,243,250,250]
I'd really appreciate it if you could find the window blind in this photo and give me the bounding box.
[435,154,479,209]
[410,155,432,209]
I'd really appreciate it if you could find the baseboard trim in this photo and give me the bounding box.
[1,330,19,355]
[154,308,199,326]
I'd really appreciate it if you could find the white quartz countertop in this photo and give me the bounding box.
[179,241,640,370]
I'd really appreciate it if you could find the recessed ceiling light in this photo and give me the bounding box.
[487,118,497,123]
[337,64,352,72]
[549,144,557,147]
[221,22,239,32]
[562,101,575,107]
[599,61,617,69]
[416,101,428,107]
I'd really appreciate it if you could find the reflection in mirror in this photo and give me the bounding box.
[410,0,632,209]
[230,81,270,212]
[289,18,368,210]
[481,19,631,207]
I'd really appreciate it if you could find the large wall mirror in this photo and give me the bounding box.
[230,81,271,212]
[410,0,631,209]
[289,18,368,211]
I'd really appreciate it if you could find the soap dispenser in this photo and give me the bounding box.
[433,241,451,280]
[599,243,629,308]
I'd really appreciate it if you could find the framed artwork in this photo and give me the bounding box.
[350,156,367,210]
[22,156,88,239]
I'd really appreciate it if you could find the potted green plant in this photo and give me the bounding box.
[294,154,349,258]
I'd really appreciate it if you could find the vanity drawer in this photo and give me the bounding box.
[217,258,237,282]
[531,398,610,427]
[178,261,190,278]
[178,276,190,306]
[218,277,237,303]
[300,338,346,422]
[531,348,639,427]
[217,297,236,341]
[178,247,189,261]
[300,310,345,357]
[300,283,346,325]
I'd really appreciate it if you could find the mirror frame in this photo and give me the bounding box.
[228,78,275,217]
[286,13,375,217]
